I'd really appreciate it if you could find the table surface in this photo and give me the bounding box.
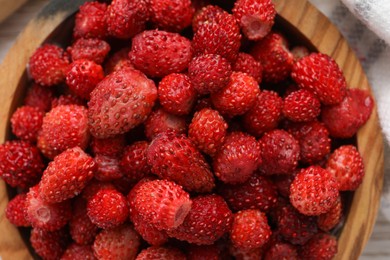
[0,0,389,259]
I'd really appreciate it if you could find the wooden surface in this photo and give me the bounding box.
[0,0,28,23]
[0,0,386,259]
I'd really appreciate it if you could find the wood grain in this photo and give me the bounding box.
[0,0,28,23]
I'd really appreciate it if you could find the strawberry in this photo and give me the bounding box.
[291,46,310,61]
[61,244,96,260]
[24,83,54,112]
[188,108,228,156]
[94,154,123,181]
[211,72,260,117]
[136,246,186,260]
[5,194,30,227]
[82,179,116,200]
[26,186,72,231]
[349,88,374,125]
[326,145,364,191]
[129,30,192,77]
[73,1,107,39]
[218,174,278,212]
[233,52,263,83]
[291,53,347,105]
[167,194,233,245]
[67,38,110,64]
[88,67,157,138]
[192,5,225,32]
[104,47,134,74]
[272,170,298,198]
[120,141,151,181]
[37,105,89,159]
[283,89,321,122]
[194,97,214,111]
[158,73,197,115]
[229,245,264,260]
[0,140,44,188]
[187,244,222,260]
[93,224,141,260]
[290,166,339,216]
[232,0,276,40]
[230,209,271,250]
[317,195,343,231]
[188,54,232,95]
[51,94,86,108]
[299,233,338,260]
[90,134,125,157]
[144,108,187,140]
[149,0,194,32]
[263,242,298,260]
[251,32,294,83]
[146,131,215,193]
[258,129,300,175]
[10,106,44,142]
[87,188,129,229]
[30,228,69,260]
[213,132,261,184]
[105,0,149,39]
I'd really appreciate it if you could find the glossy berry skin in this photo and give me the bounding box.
[147,131,215,193]
[283,89,321,122]
[5,194,30,227]
[158,73,197,115]
[29,44,70,87]
[292,53,347,105]
[136,246,186,260]
[11,106,44,142]
[51,94,86,108]
[120,141,151,181]
[144,108,187,140]
[67,38,110,64]
[88,67,157,138]
[73,1,107,39]
[90,134,125,157]
[24,84,54,112]
[233,52,263,83]
[130,30,192,78]
[290,166,339,216]
[61,244,96,260]
[192,5,225,32]
[82,179,116,201]
[264,242,298,260]
[299,233,338,260]
[349,88,374,125]
[167,194,233,245]
[104,47,134,74]
[0,140,44,188]
[94,154,123,182]
[317,195,343,231]
[30,228,69,260]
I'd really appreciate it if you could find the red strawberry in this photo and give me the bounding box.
[229,245,264,260]
[272,170,298,198]
[88,67,157,138]
[149,0,194,32]
[243,90,283,137]
[90,134,125,157]
[67,38,110,64]
[233,52,263,83]
[24,83,54,112]
[264,242,298,260]
[193,97,214,111]
[51,94,86,108]
[5,194,30,227]
[73,1,107,39]
[299,233,338,260]
[82,179,116,200]
[26,186,72,231]
[37,105,89,159]
[211,72,260,117]
[120,141,151,181]
[30,228,69,260]
[291,46,310,61]
[146,131,215,193]
[232,0,276,40]
[188,54,232,95]
[93,224,141,260]
[283,89,321,122]
[231,209,271,250]
[105,0,149,39]
[0,140,44,188]
[317,195,343,231]
[136,246,186,260]
[11,106,44,142]
[326,145,364,191]
[167,194,233,245]
[144,108,187,140]
[349,88,374,125]
[192,5,225,32]
[218,174,278,212]
[291,53,347,105]
[87,188,129,229]
[290,166,339,216]
[130,30,192,77]
[251,32,293,83]
[158,73,197,115]
[188,108,228,156]
[61,244,96,260]
[94,154,123,181]
[187,244,222,260]
[104,47,134,74]
[258,129,300,175]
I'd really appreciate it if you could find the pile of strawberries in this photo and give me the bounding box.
[0,0,374,259]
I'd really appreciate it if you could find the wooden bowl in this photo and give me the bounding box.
[0,0,384,259]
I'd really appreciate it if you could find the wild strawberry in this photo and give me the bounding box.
[233,52,263,83]
[93,224,141,260]
[29,44,70,87]
[10,106,44,142]
[51,94,86,108]
[136,246,186,260]
[105,0,149,39]
[30,228,69,260]
[26,186,72,231]
[258,129,300,175]
[192,5,225,32]
[167,194,233,245]
[24,83,54,112]
[82,179,116,200]
[146,131,215,193]
[231,209,271,250]
[112,175,138,195]
[349,88,374,125]
[67,38,110,64]
[251,32,293,83]
[299,233,338,260]
[149,0,194,32]
[291,53,347,105]
[187,244,222,260]
[218,174,278,212]
[90,135,125,157]
[232,0,276,40]
[94,154,123,181]
[188,54,232,95]
[5,194,30,227]
[272,170,298,198]
[88,67,157,138]
[61,244,96,260]
[229,245,264,260]
[120,141,150,181]
[326,145,364,191]
[130,30,192,78]
[73,1,107,39]
[193,97,214,111]
[264,242,298,260]
[318,195,343,231]
[37,105,89,159]
[283,89,321,122]
[104,47,134,74]
[243,90,283,137]
[211,72,260,117]
[66,59,104,99]
[0,140,44,188]
[290,166,339,216]
[188,108,228,156]
[144,108,187,140]
[158,73,197,115]
[291,46,310,61]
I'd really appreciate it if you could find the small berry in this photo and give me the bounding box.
[144,108,187,140]
[61,244,96,260]
[90,134,126,157]
[233,52,263,83]
[120,141,151,181]
[24,84,54,112]
[283,89,321,122]
[299,233,338,260]
[30,228,69,260]
[73,1,107,39]
[11,106,44,142]
[51,94,86,108]
[94,154,123,181]
[5,194,30,227]
[104,47,134,74]
[136,246,186,260]
[192,5,225,32]
[264,242,298,260]
[318,195,343,231]
[67,38,110,64]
